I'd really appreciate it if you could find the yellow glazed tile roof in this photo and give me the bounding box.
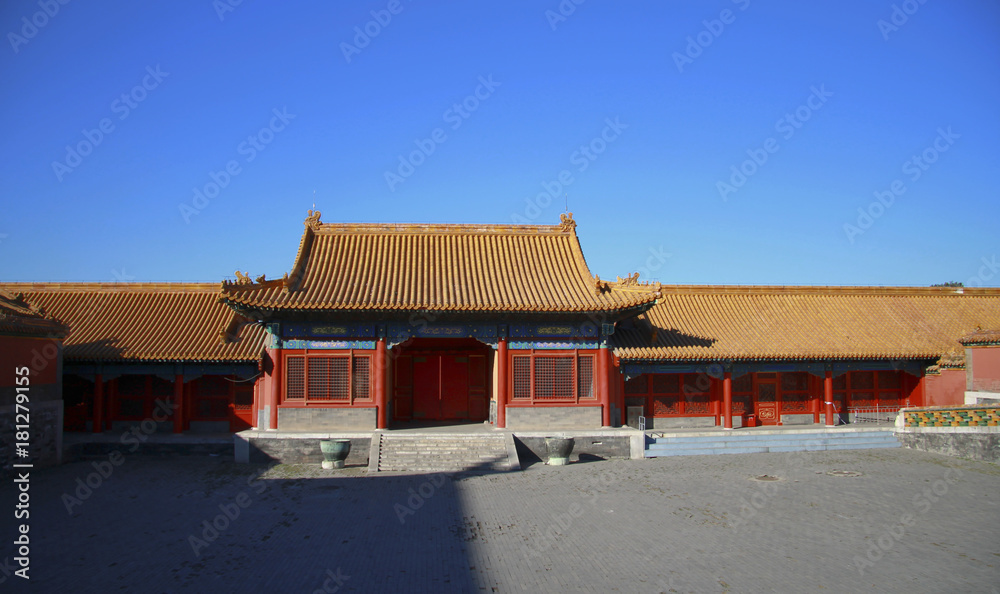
[613,285,1000,361]
[0,283,265,362]
[219,212,662,314]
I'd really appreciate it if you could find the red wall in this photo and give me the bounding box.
[923,368,966,406]
[0,335,60,386]
[971,346,1000,392]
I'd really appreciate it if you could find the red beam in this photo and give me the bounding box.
[92,373,104,433]
[723,372,733,429]
[268,348,281,430]
[599,348,611,427]
[173,374,184,434]
[824,371,835,426]
[496,338,508,428]
[375,338,387,429]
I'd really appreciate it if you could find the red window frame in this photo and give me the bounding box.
[283,352,373,405]
[510,352,596,404]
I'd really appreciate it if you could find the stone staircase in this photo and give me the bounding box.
[372,433,519,473]
[644,427,900,457]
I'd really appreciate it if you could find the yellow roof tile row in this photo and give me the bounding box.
[613,285,1000,361]
[0,283,265,362]
[219,213,661,314]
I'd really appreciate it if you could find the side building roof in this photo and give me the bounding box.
[612,285,1000,362]
[0,289,69,338]
[219,211,661,317]
[0,283,266,363]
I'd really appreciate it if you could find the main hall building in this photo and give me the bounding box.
[3,212,998,443]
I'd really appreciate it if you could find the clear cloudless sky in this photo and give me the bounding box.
[1,0,997,286]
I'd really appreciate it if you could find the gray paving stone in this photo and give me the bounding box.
[0,448,997,592]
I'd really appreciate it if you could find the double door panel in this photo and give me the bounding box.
[395,353,487,421]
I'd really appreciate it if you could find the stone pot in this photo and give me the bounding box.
[320,439,351,469]
[545,436,575,466]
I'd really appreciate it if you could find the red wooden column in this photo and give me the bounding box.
[173,373,184,434]
[614,355,624,427]
[598,348,611,427]
[723,372,733,429]
[824,370,835,426]
[92,373,104,433]
[496,338,508,428]
[268,348,281,430]
[375,338,387,429]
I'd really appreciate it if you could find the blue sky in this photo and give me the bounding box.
[1,1,997,287]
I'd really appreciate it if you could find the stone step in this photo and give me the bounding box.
[645,435,899,451]
[645,435,901,457]
[648,431,896,445]
[376,434,515,473]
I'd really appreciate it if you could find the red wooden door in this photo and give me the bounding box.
[230,384,253,432]
[756,382,779,425]
[468,354,487,421]
[440,355,469,419]
[393,354,413,420]
[412,356,440,419]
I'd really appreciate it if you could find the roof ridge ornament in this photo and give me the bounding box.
[594,274,610,294]
[617,272,640,287]
[559,212,576,232]
[305,209,322,230]
[234,271,252,285]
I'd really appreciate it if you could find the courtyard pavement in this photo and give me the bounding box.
[1,447,998,593]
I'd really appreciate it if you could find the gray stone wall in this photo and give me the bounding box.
[0,381,62,473]
[649,416,716,429]
[513,434,630,464]
[247,436,371,465]
[896,432,999,463]
[0,398,62,473]
[505,406,602,430]
[277,407,376,431]
[780,413,815,425]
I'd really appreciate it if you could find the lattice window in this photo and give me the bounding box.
[683,373,710,395]
[513,356,531,400]
[198,375,231,397]
[234,387,253,409]
[352,357,371,400]
[624,374,648,395]
[651,374,680,394]
[852,372,875,390]
[117,375,145,397]
[732,374,753,393]
[832,374,848,390]
[197,397,229,419]
[286,357,305,399]
[286,355,371,403]
[118,399,144,418]
[781,372,809,392]
[577,356,594,399]
[534,356,575,400]
[309,358,350,401]
[511,353,597,403]
[758,383,777,402]
[151,376,174,397]
[877,371,901,389]
[307,358,332,400]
